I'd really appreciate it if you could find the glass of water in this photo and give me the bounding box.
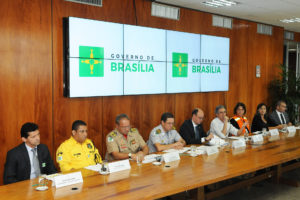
[136,154,142,166]
[190,145,197,156]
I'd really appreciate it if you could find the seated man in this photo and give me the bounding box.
[4,122,57,184]
[148,112,186,153]
[106,114,149,161]
[179,108,213,145]
[210,105,247,139]
[56,120,102,172]
[269,100,292,127]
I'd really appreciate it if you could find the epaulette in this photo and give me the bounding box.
[110,131,117,137]
[130,128,137,132]
[155,129,161,134]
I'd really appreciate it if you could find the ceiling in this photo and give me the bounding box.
[156,0,300,33]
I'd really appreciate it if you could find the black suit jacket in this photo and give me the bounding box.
[179,119,207,145]
[3,143,57,185]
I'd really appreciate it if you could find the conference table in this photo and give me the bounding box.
[1,129,300,200]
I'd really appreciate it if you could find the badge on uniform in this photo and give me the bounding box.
[111,131,117,137]
[156,129,161,134]
[108,136,114,142]
[42,162,46,167]
[87,143,92,149]
[172,126,176,130]
[130,128,137,132]
[58,156,63,161]
[130,139,136,145]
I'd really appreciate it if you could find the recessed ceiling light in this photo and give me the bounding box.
[280,18,300,23]
[202,0,237,8]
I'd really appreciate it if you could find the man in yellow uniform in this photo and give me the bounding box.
[106,114,149,161]
[56,120,102,172]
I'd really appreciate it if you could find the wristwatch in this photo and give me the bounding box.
[128,153,132,159]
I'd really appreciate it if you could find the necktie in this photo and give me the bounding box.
[195,126,200,140]
[31,148,40,178]
[280,113,286,124]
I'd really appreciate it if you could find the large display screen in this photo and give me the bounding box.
[64,17,230,97]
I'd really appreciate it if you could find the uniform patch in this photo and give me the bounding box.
[57,152,63,156]
[108,136,114,142]
[73,153,81,157]
[130,128,137,132]
[130,139,136,145]
[58,156,63,161]
[110,131,117,137]
[87,143,92,149]
[42,162,46,167]
[172,126,176,130]
[156,129,161,134]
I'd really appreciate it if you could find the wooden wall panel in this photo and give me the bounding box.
[0,0,52,184]
[0,0,286,185]
[226,19,250,118]
[294,32,300,42]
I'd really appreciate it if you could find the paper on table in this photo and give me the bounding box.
[85,164,102,172]
[163,147,189,154]
[142,154,161,164]
[208,136,226,146]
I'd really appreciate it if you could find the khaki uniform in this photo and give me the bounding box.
[106,128,146,161]
[56,136,102,172]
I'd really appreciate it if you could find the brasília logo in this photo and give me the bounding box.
[172,52,188,77]
[79,46,104,77]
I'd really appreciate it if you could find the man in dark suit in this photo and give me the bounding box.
[3,122,57,184]
[179,108,213,145]
[269,100,292,127]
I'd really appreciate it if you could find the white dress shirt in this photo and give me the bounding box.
[210,117,238,139]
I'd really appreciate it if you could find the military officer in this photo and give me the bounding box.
[56,120,102,172]
[106,114,149,161]
[147,112,186,153]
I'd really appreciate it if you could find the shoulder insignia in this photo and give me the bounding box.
[108,136,114,142]
[57,152,63,156]
[172,126,176,130]
[130,128,137,132]
[156,129,161,134]
[110,131,117,137]
[87,143,92,149]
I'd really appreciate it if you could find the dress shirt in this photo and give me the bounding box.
[210,117,238,139]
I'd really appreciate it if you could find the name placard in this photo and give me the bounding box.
[287,126,296,133]
[251,135,264,143]
[108,159,131,173]
[162,152,180,163]
[288,131,296,138]
[53,172,83,188]
[206,146,219,156]
[269,129,279,136]
[232,140,246,149]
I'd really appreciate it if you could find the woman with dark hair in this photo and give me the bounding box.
[251,103,278,132]
[230,102,250,135]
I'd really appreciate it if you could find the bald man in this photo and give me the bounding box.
[179,108,213,145]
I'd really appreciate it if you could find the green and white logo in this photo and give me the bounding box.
[79,46,104,77]
[172,52,188,77]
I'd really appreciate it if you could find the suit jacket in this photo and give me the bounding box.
[179,119,207,145]
[269,110,290,126]
[3,143,57,185]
